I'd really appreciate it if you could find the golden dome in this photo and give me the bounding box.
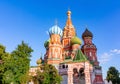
[67,10,71,15]
[36,59,42,65]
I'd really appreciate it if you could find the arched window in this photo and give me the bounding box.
[73,68,79,83]
[79,68,85,77]
[73,68,78,77]
[62,65,65,69]
[66,65,68,68]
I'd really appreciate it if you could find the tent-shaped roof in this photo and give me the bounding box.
[73,49,87,62]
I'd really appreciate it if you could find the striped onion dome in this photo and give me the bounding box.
[49,25,63,37]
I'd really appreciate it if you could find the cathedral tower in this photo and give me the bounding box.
[47,25,63,67]
[81,28,104,84]
[62,10,76,50]
[81,28,99,66]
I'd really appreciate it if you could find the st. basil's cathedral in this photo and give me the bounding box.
[29,10,104,84]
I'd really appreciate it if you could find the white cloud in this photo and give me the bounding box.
[99,53,112,63]
[99,49,120,64]
[110,49,120,54]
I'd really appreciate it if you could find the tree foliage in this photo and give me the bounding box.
[36,64,62,84]
[106,66,120,84]
[0,44,6,83]
[0,41,33,84]
[11,41,33,84]
[0,44,13,84]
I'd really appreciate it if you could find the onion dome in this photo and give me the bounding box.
[49,25,63,37]
[71,36,82,45]
[82,28,93,39]
[36,58,42,65]
[44,39,50,48]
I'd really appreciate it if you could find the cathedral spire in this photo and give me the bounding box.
[62,10,76,48]
[66,10,73,27]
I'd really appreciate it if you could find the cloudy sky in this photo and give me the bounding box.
[0,0,120,79]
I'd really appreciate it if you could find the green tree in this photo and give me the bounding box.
[0,44,6,83]
[36,64,62,84]
[0,44,14,84]
[11,41,33,84]
[106,66,120,84]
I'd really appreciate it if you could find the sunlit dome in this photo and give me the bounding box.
[71,36,82,45]
[36,58,42,65]
[49,25,63,37]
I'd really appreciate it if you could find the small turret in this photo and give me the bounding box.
[36,57,42,66]
[44,39,50,49]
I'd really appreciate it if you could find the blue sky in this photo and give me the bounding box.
[0,0,120,79]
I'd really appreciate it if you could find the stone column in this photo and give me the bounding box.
[67,64,73,84]
[68,72,73,84]
[84,62,91,84]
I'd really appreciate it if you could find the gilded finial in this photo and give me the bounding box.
[67,10,71,19]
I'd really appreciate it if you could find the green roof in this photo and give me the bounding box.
[63,59,73,63]
[73,49,87,62]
